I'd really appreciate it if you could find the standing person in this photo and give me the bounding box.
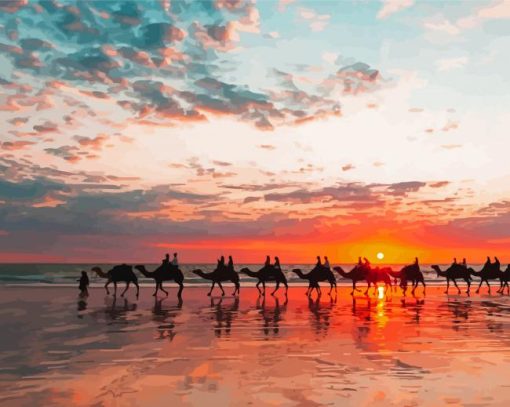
[77,271,89,297]
[227,255,234,271]
[171,252,178,267]
[324,256,330,269]
[274,256,281,270]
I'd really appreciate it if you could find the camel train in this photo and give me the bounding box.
[88,254,509,299]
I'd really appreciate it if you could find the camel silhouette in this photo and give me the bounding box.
[91,264,139,298]
[333,265,367,295]
[135,264,184,298]
[398,263,426,296]
[431,265,471,294]
[334,264,391,296]
[239,265,288,296]
[365,266,392,296]
[291,265,337,296]
[192,264,240,296]
[498,265,510,294]
[469,260,501,294]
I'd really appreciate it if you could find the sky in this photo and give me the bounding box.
[0,0,509,264]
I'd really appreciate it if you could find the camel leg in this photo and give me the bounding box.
[208,282,215,296]
[153,282,159,297]
[160,283,169,296]
[233,283,239,296]
[104,280,111,295]
[256,281,262,294]
[134,281,139,298]
[351,281,355,295]
[177,282,183,298]
[283,281,288,296]
[113,282,118,297]
[218,282,225,296]
[120,282,130,297]
[364,282,370,296]
[452,279,460,294]
[272,281,280,295]
[485,279,491,295]
[262,281,266,296]
[476,279,483,294]
[466,279,471,295]
[445,279,450,294]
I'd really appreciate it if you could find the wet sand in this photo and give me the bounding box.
[1,286,510,406]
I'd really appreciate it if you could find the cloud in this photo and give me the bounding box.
[377,0,414,19]
[297,7,330,32]
[436,56,468,72]
[1,140,35,150]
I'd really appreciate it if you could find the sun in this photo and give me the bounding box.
[376,252,384,260]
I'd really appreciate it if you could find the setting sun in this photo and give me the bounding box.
[377,252,384,260]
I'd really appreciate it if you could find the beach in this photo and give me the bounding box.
[1,286,510,406]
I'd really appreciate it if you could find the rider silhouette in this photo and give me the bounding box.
[264,255,271,267]
[218,255,225,268]
[324,256,330,269]
[315,256,322,267]
[274,256,281,270]
[227,255,234,271]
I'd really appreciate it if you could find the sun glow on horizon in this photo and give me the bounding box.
[377,252,384,260]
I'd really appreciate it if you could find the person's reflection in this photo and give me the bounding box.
[308,294,336,336]
[256,294,288,336]
[77,298,87,314]
[210,297,239,338]
[152,296,183,341]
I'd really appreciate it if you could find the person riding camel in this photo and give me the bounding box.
[217,255,225,268]
[227,255,234,271]
[274,256,281,270]
[494,257,500,269]
[462,258,467,267]
[363,257,371,268]
[414,257,419,266]
[171,253,178,267]
[264,255,271,268]
[358,257,363,266]
[315,256,322,267]
[324,256,330,269]
[162,253,170,265]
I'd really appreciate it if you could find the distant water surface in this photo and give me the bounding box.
[0,263,479,286]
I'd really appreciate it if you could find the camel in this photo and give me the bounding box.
[431,265,471,294]
[134,264,184,298]
[239,265,288,296]
[91,264,139,298]
[333,265,367,295]
[399,263,426,296]
[291,265,337,296]
[192,264,240,296]
[468,261,501,294]
[365,266,392,296]
[498,265,510,294]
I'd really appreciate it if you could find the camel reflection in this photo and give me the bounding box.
[400,297,425,324]
[152,297,183,341]
[207,297,240,338]
[308,294,336,336]
[104,296,137,322]
[256,294,287,336]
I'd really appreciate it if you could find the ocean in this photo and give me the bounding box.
[0,263,477,287]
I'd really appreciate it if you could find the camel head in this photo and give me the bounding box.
[239,267,250,274]
[291,268,304,277]
[191,269,204,276]
[431,265,441,277]
[91,266,108,278]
